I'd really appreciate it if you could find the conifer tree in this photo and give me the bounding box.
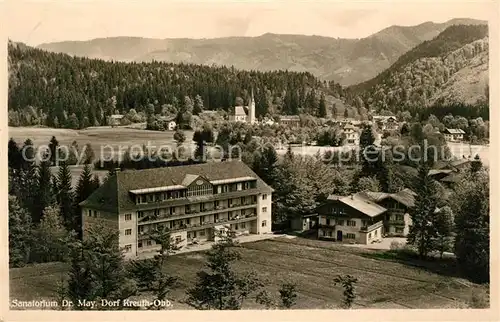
[318,94,327,118]
[407,161,439,258]
[49,136,59,166]
[57,161,75,230]
[34,156,55,223]
[453,170,489,283]
[187,231,263,309]
[9,195,33,267]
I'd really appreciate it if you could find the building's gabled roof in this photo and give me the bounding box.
[280,115,301,121]
[339,193,387,218]
[181,174,200,186]
[110,114,124,119]
[444,128,466,134]
[234,106,248,116]
[354,188,416,209]
[428,169,454,176]
[80,160,273,213]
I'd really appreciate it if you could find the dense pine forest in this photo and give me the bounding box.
[8,41,344,129]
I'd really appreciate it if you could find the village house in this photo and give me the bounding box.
[108,114,124,127]
[279,115,301,127]
[443,128,465,142]
[316,189,415,244]
[79,161,273,259]
[229,90,256,124]
[159,116,177,131]
[342,123,360,145]
[372,115,398,131]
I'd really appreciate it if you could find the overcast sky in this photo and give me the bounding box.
[6,0,494,46]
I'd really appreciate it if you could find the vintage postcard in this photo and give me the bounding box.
[1,0,498,321]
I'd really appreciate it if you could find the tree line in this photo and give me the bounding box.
[8,41,342,129]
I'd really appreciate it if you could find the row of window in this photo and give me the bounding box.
[134,182,259,205]
[324,218,356,226]
[367,230,378,238]
[87,210,100,217]
[133,196,263,220]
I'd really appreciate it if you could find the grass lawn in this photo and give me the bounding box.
[9,126,196,159]
[9,237,487,309]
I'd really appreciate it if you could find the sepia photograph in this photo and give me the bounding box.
[2,0,497,318]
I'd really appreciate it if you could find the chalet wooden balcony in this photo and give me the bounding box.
[386,219,406,225]
[137,214,258,239]
[137,202,258,225]
[317,224,336,229]
[360,220,383,232]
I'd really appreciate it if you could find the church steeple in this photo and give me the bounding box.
[248,88,256,124]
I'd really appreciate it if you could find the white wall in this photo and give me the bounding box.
[257,192,272,233]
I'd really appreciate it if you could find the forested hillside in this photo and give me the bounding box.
[8,41,345,129]
[348,25,489,113]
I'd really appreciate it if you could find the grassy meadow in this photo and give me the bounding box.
[9,237,487,309]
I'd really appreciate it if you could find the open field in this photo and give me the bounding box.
[9,127,196,159]
[9,237,487,309]
[9,127,489,167]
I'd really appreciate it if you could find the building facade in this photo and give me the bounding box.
[316,189,415,243]
[80,161,273,259]
[279,115,301,127]
[443,128,465,142]
[342,124,360,145]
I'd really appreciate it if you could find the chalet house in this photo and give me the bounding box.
[79,161,273,259]
[342,124,360,145]
[159,116,177,131]
[316,189,416,243]
[279,115,301,127]
[429,159,472,187]
[316,194,386,244]
[372,115,398,131]
[108,114,124,127]
[443,128,465,142]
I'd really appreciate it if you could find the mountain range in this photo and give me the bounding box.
[350,24,489,110]
[37,18,486,86]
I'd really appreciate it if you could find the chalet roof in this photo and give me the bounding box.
[444,128,465,134]
[80,161,273,213]
[234,106,248,116]
[339,193,387,218]
[428,169,454,176]
[280,115,301,121]
[159,116,176,122]
[110,114,124,119]
[356,188,416,209]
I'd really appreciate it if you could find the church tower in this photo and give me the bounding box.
[248,88,256,124]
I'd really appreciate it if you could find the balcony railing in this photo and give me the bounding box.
[138,202,257,225]
[133,188,262,211]
[360,220,383,232]
[386,219,405,225]
[137,213,258,239]
[317,224,336,229]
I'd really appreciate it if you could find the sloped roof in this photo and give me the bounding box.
[339,193,387,217]
[444,128,465,134]
[357,188,416,208]
[428,169,453,176]
[80,161,273,213]
[234,106,247,116]
[280,115,301,121]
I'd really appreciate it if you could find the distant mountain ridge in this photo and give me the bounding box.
[348,24,489,111]
[36,18,486,86]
